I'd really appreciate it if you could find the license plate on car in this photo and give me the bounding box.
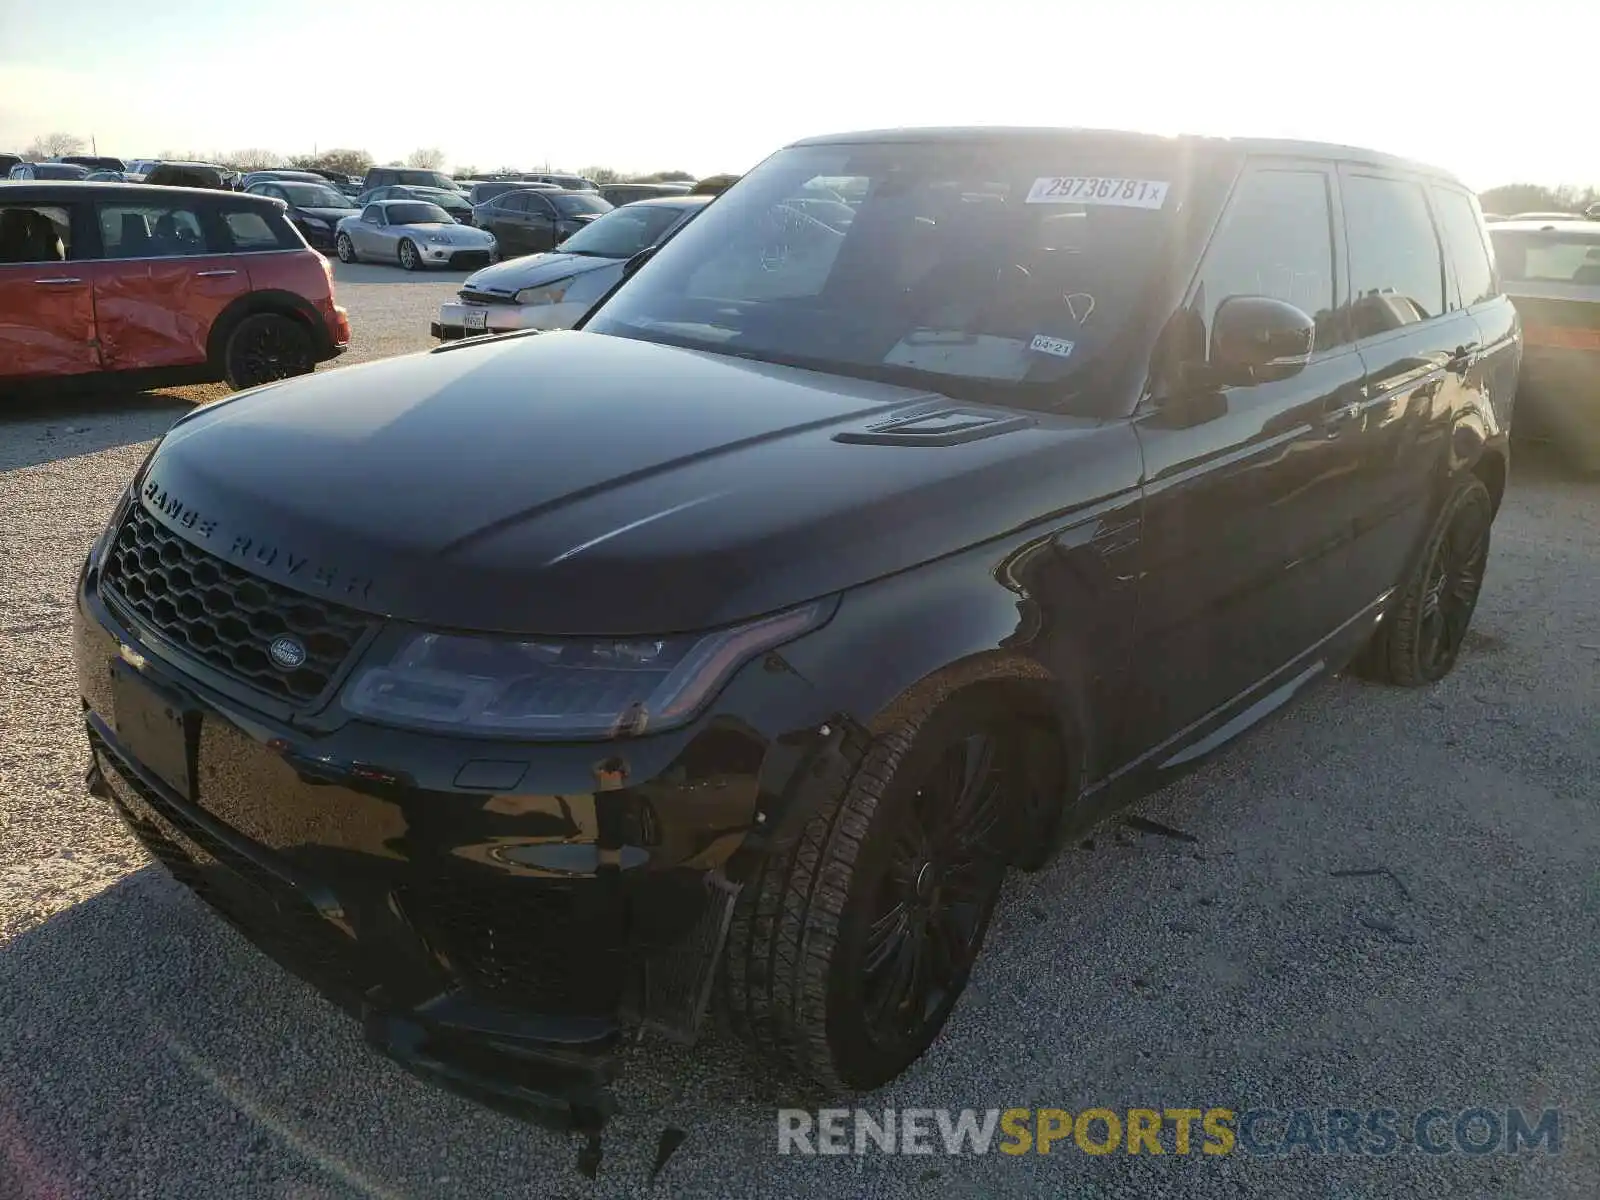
[463,310,488,333]
[111,662,194,800]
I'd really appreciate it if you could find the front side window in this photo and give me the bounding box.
[1343,174,1445,338]
[0,204,74,263]
[362,205,383,224]
[1190,167,1340,353]
[587,139,1186,401]
[1430,187,1496,307]
[97,202,207,258]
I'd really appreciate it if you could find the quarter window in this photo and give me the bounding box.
[0,204,74,263]
[1342,174,1445,338]
[1191,168,1341,353]
[1430,187,1496,307]
[97,202,208,258]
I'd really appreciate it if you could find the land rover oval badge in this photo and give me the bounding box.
[268,635,307,671]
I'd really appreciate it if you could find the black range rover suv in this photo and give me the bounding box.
[76,127,1519,1132]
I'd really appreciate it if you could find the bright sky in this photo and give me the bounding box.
[1,0,1593,190]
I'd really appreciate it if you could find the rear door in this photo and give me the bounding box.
[87,195,250,371]
[1335,167,1483,608]
[0,197,100,380]
[1429,184,1518,441]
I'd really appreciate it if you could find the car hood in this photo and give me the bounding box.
[143,331,1106,635]
[389,221,489,240]
[461,251,618,294]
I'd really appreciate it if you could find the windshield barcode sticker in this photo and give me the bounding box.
[1029,334,1076,358]
[1026,177,1170,208]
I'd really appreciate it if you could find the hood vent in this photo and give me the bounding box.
[833,404,1034,447]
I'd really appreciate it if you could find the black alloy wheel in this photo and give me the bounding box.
[1357,474,1493,685]
[855,730,1011,1056]
[723,688,1061,1092]
[222,313,313,391]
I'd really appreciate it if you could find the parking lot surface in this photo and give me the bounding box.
[2,272,1596,1197]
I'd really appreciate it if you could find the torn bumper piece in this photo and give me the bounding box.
[362,990,622,1128]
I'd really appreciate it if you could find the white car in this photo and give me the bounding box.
[335,199,497,271]
[433,195,709,339]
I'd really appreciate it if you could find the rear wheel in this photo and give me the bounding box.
[398,238,419,271]
[335,233,356,263]
[1357,474,1492,685]
[222,313,313,391]
[723,689,1045,1091]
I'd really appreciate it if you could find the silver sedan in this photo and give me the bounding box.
[334,199,498,271]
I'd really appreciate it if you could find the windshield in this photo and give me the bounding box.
[386,202,452,225]
[558,204,691,257]
[586,140,1182,396]
[41,163,89,178]
[281,183,354,208]
[550,192,613,217]
[1489,229,1600,284]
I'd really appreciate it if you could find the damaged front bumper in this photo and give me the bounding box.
[76,573,848,1130]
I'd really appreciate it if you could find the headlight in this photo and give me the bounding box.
[427,233,452,244]
[514,277,574,306]
[339,598,836,739]
[301,216,329,230]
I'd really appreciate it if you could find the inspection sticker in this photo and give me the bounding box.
[1026,177,1170,208]
[1029,334,1076,358]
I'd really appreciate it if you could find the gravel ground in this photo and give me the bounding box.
[2,278,1597,1198]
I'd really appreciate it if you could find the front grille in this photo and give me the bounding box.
[449,250,492,269]
[458,289,517,306]
[99,505,374,704]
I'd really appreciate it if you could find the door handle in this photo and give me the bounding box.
[194,269,238,278]
[33,277,83,285]
[1324,399,1362,435]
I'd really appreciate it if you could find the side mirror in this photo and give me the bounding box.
[1200,295,1316,387]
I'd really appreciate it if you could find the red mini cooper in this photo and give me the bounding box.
[0,181,349,392]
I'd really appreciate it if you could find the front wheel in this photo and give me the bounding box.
[1358,474,1492,685]
[398,238,420,271]
[335,233,356,263]
[723,690,1037,1091]
[222,313,313,391]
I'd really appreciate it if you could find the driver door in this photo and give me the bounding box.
[1127,160,1370,751]
[356,204,385,254]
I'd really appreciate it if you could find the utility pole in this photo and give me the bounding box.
[91,134,97,155]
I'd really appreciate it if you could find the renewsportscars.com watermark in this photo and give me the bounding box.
[777,1106,1562,1157]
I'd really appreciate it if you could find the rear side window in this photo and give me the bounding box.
[97,202,208,258]
[1191,167,1342,353]
[1342,174,1445,338]
[220,207,296,251]
[1430,187,1497,307]
[0,203,75,263]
